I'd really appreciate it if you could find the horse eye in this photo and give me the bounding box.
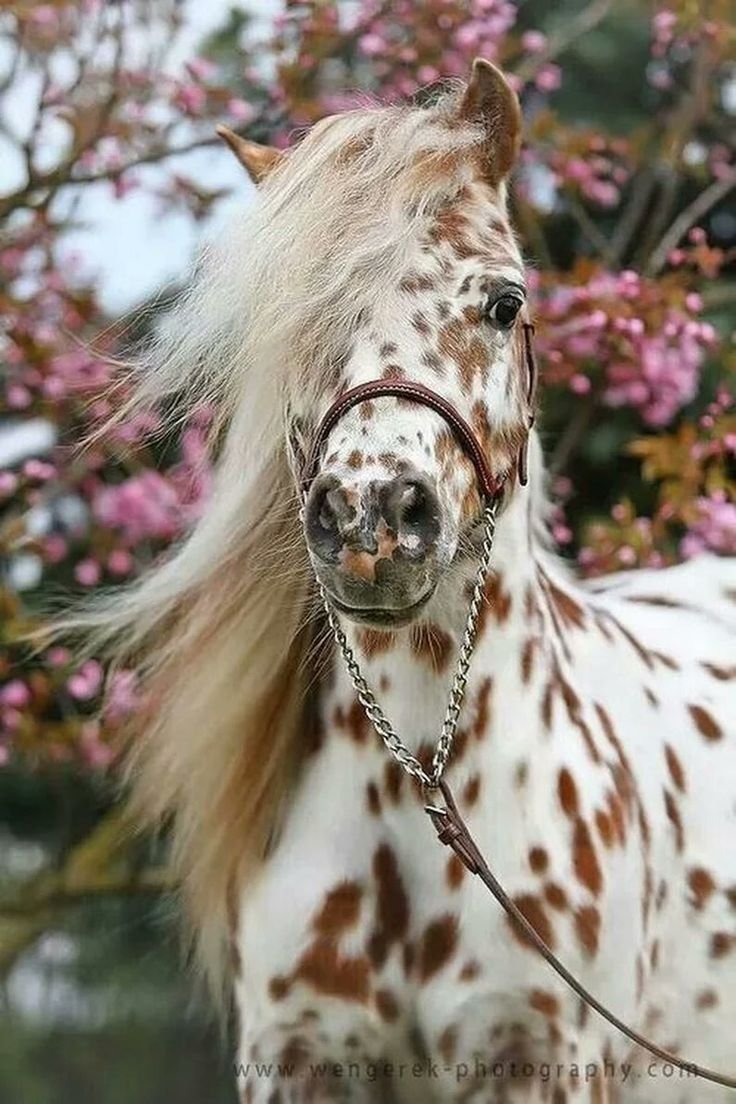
[486,293,524,329]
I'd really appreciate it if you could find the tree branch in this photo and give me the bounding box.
[0,134,223,221]
[646,170,736,274]
[0,806,172,976]
[514,0,613,83]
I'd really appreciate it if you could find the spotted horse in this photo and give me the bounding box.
[98,59,736,1103]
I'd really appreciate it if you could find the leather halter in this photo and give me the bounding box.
[300,321,538,502]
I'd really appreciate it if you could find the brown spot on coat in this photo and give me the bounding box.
[529,847,549,875]
[459,959,481,981]
[688,703,723,742]
[521,637,537,684]
[375,988,400,1022]
[313,882,363,938]
[369,844,409,968]
[473,677,493,739]
[463,774,481,806]
[446,854,465,890]
[558,768,579,818]
[483,574,512,625]
[595,809,614,848]
[663,789,684,852]
[295,942,371,1002]
[410,622,453,674]
[384,760,404,804]
[366,781,381,816]
[696,989,718,1009]
[664,744,686,792]
[344,700,370,744]
[437,1025,457,1062]
[529,990,560,1018]
[573,818,603,896]
[575,905,601,956]
[358,629,396,658]
[701,662,736,680]
[544,883,568,911]
[508,894,556,951]
[688,868,716,910]
[418,915,459,981]
[546,577,587,631]
[710,932,734,958]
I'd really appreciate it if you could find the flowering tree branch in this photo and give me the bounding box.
[647,170,736,275]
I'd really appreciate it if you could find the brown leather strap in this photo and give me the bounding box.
[425,780,736,1091]
[302,379,504,501]
[517,321,537,487]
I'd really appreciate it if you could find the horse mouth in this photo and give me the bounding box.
[329,587,434,627]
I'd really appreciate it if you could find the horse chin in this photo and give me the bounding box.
[327,585,435,629]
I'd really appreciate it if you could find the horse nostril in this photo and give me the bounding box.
[391,476,441,555]
[399,481,428,529]
[305,476,355,561]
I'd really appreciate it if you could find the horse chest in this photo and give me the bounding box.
[237,664,644,1052]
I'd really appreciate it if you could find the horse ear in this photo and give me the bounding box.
[216,125,284,184]
[458,59,522,185]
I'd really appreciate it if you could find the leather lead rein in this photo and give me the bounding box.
[302,323,736,1092]
[425,780,736,1091]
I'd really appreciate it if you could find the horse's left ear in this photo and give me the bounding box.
[216,125,284,184]
[459,59,522,185]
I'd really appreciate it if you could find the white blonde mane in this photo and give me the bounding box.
[76,87,546,1002]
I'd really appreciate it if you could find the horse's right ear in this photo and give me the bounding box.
[216,125,284,184]
[458,59,522,186]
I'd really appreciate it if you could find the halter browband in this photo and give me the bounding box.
[302,321,537,501]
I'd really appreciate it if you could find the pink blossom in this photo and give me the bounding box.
[67,660,103,701]
[79,722,115,769]
[174,83,207,116]
[681,495,736,558]
[570,374,591,395]
[47,647,71,668]
[1,680,31,708]
[92,470,186,543]
[107,549,133,576]
[535,64,561,93]
[227,98,256,124]
[7,384,32,409]
[358,33,385,57]
[23,459,55,481]
[104,670,139,722]
[44,535,68,564]
[521,30,547,53]
[187,57,217,82]
[75,558,101,587]
[0,472,18,497]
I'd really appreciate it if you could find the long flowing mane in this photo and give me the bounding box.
[74,87,538,1001]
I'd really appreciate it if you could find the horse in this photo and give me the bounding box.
[85,60,736,1102]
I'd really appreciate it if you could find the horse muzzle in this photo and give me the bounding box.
[304,472,442,626]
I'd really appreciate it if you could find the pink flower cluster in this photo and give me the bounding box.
[538,269,717,425]
[92,470,189,545]
[549,137,630,208]
[680,494,736,559]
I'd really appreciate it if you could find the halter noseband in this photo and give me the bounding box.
[300,321,537,504]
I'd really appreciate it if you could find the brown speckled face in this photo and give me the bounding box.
[300,177,529,627]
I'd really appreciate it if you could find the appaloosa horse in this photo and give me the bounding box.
[93,60,735,1103]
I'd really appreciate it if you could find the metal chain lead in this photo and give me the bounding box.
[320,498,499,790]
